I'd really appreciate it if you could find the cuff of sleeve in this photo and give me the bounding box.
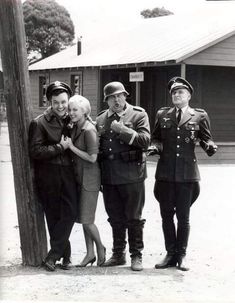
[128,131,137,145]
[56,143,64,152]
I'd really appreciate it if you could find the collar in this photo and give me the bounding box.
[107,102,128,118]
[176,105,188,115]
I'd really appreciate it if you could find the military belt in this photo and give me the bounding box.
[98,150,144,162]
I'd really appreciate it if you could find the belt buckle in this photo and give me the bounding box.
[108,154,114,160]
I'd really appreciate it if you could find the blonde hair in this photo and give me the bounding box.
[69,94,91,115]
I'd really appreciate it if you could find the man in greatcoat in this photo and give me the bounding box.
[29,81,78,271]
[150,76,217,271]
[96,81,150,271]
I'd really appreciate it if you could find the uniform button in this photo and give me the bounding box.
[109,148,112,151]
[109,139,112,142]
[177,136,180,139]
[164,125,166,128]
[110,130,113,133]
[177,145,180,148]
[194,159,196,162]
[177,127,180,130]
[176,153,180,157]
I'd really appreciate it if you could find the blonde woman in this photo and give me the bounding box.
[67,95,105,267]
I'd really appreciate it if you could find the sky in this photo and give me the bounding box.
[56,0,208,39]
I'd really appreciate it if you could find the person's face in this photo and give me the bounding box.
[171,88,191,108]
[51,92,69,117]
[68,100,85,124]
[107,93,126,113]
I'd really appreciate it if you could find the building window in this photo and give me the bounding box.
[39,76,49,107]
[71,74,82,95]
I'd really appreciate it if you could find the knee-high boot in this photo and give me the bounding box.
[155,219,177,269]
[102,227,127,267]
[176,222,190,271]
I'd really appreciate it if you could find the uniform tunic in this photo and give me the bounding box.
[70,120,101,224]
[96,102,150,229]
[152,106,215,183]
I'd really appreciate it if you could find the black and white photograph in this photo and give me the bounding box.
[0,0,235,302]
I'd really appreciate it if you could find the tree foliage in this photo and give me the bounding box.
[140,7,173,18]
[23,0,75,59]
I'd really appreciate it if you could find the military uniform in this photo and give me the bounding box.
[151,76,217,271]
[96,102,150,265]
[29,82,77,270]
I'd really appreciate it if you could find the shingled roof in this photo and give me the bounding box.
[29,9,235,70]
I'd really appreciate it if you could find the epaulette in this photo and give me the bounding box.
[97,109,107,116]
[34,113,44,121]
[160,107,170,110]
[195,108,205,113]
[133,106,144,112]
[159,107,170,111]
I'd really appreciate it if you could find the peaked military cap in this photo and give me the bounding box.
[46,81,72,100]
[168,77,194,95]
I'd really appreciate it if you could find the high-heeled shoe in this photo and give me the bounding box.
[76,256,96,267]
[97,246,106,267]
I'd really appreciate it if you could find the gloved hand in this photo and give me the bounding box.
[207,143,218,157]
[147,145,162,156]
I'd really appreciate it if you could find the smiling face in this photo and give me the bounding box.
[171,88,191,109]
[68,100,85,124]
[107,93,126,113]
[50,92,69,117]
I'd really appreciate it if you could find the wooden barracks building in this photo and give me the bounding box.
[26,12,235,163]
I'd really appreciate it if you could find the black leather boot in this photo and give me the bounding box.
[155,217,177,269]
[177,254,189,271]
[102,227,127,267]
[155,253,177,269]
[60,241,72,270]
[102,252,126,267]
[176,222,190,271]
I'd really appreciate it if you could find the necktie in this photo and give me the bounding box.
[177,108,182,124]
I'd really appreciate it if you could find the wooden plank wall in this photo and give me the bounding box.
[29,69,100,120]
[185,34,235,67]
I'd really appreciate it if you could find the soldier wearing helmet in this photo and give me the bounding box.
[150,76,217,271]
[96,81,150,271]
[29,81,78,272]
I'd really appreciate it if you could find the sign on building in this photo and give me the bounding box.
[129,72,144,82]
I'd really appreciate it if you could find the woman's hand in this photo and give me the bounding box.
[66,137,74,149]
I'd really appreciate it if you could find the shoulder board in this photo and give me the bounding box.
[34,113,44,121]
[159,107,170,110]
[133,106,144,112]
[97,109,107,116]
[195,108,205,113]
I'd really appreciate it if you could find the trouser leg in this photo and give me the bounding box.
[175,182,200,271]
[42,166,77,262]
[154,181,177,268]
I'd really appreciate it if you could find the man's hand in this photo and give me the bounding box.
[111,120,124,134]
[207,143,218,157]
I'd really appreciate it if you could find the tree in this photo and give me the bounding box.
[23,0,75,59]
[140,7,173,18]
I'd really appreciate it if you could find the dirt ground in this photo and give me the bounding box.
[0,123,235,303]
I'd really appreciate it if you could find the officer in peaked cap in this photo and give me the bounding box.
[46,81,72,100]
[96,81,150,271]
[29,80,77,272]
[167,76,194,95]
[150,76,217,271]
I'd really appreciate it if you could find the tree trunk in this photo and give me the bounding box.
[0,0,47,266]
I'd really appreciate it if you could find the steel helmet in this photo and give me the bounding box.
[103,81,129,101]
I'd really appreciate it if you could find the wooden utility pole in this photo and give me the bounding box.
[0,0,47,265]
